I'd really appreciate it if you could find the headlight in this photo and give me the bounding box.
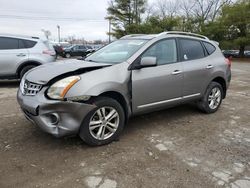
[47,76,81,100]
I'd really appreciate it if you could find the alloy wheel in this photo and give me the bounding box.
[208,87,221,109]
[89,106,119,140]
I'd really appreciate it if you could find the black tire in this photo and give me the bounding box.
[19,65,36,79]
[79,97,125,146]
[197,81,223,114]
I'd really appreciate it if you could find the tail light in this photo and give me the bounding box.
[225,58,232,69]
[43,49,56,56]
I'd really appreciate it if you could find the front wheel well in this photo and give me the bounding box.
[17,61,41,78]
[211,77,227,98]
[98,91,130,124]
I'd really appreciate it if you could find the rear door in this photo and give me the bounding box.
[132,38,183,114]
[0,37,28,76]
[178,38,209,98]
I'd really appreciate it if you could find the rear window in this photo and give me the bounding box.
[0,37,19,50]
[179,39,205,61]
[18,39,37,49]
[203,42,216,55]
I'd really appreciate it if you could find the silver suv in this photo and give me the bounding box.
[17,31,231,146]
[0,34,56,79]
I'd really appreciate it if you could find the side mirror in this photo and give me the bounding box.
[140,57,157,68]
[129,57,157,70]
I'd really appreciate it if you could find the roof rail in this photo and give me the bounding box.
[121,34,145,39]
[0,33,40,40]
[158,31,209,40]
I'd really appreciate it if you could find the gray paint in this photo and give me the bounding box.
[17,32,231,138]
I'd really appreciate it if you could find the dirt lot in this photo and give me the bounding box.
[0,62,250,188]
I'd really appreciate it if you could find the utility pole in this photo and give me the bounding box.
[108,18,111,43]
[57,25,61,43]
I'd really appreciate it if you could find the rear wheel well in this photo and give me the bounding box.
[99,91,129,124]
[211,77,227,98]
[17,61,41,78]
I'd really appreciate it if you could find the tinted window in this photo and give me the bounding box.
[203,42,216,55]
[18,40,26,49]
[0,37,19,50]
[23,40,37,48]
[79,46,87,50]
[142,39,177,65]
[179,39,205,61]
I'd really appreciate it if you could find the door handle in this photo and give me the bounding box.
[17,53,26,57]
[206,65,214,69]
[172,70,182,75]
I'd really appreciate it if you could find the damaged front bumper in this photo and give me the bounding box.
[17,88,95,137]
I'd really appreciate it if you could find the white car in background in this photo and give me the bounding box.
[0,34,56,79]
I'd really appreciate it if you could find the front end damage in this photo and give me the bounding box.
[17,87,96,137]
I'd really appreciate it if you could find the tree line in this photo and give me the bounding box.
[106,0,250,57]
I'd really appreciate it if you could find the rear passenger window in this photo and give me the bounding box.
[203,42,216,55]
[22,40,37,48]
[0,37,19,50]
[142,39,177,65]
[179,39,205,61]
[18,40,26,49]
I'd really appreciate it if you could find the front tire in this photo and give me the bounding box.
[197,82,223,113]
[79,97,125,146]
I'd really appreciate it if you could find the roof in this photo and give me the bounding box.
[0,33,40,40]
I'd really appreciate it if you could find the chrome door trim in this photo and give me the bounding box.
[183,93,201,99]
[137,93,200,109]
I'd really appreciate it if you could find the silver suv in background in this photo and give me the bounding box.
[17,31,231,146]
[0,34,56,79]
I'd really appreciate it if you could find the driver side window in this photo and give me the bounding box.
[142,39,177,65]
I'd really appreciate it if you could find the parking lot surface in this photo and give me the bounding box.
[0,62,250,188]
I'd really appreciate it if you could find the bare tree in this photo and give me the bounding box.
[154,0,180,19]
[186,0,232,22]
[180,0,196,19]
[179,0,232,32]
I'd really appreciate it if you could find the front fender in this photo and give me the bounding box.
[65,62,131,99]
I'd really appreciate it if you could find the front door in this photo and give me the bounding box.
[131,39,183,114]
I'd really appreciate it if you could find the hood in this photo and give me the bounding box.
[25,59,110,85]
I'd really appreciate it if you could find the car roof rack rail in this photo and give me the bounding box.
[121,34,145,39]
[158,31,209,40]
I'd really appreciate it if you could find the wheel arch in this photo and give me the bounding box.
[211,76,227,98]
[98,91,131,124]
[17,61,41,78]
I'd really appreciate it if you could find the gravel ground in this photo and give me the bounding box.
[0,62,250,188]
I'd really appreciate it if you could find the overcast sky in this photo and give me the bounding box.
[0,0,156,41]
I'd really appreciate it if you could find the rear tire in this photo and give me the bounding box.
[197,82,223,114]
[19,65,36,79]
[79,97,125,146]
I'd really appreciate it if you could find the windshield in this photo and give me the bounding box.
[85,39,147,64]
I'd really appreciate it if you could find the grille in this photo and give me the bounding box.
[22,80,42,96]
